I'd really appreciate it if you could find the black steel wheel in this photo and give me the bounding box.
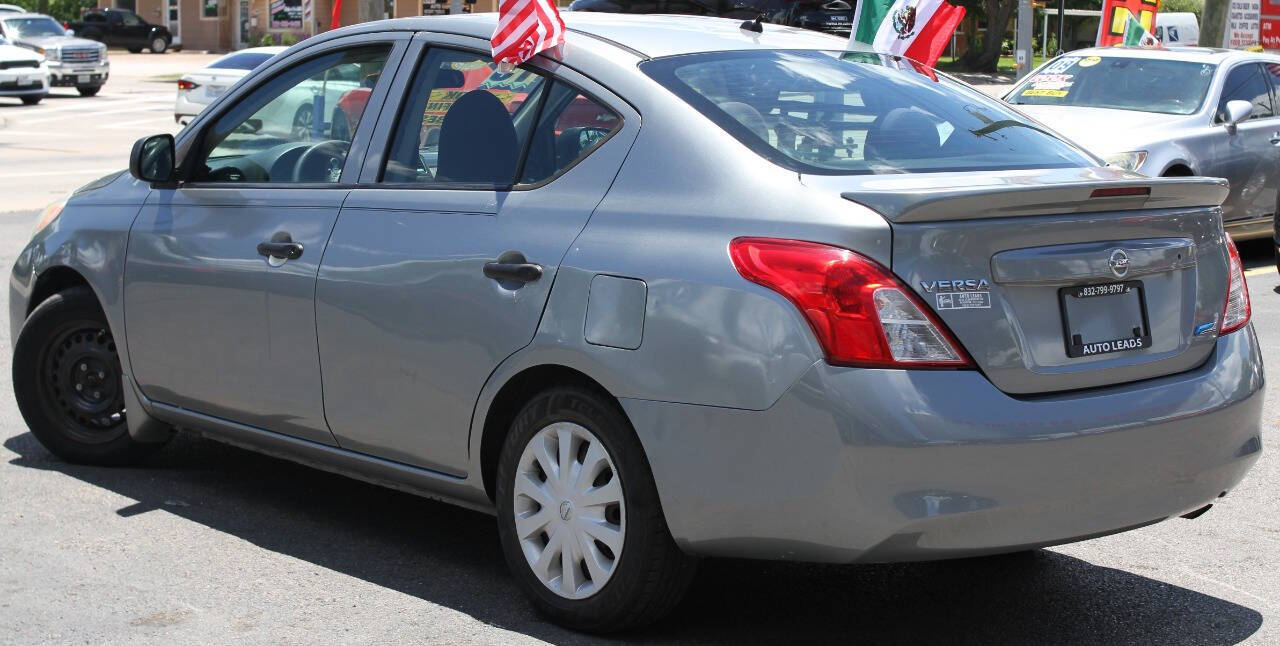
[13,287,167,464]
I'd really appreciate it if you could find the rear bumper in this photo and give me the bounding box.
[623,328,1264,563]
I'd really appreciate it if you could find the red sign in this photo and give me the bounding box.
[1263,18,1280,48]
[1096,0,1161,47]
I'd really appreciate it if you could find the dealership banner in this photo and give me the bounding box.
[1261,0,1280,48]
[270,0,303,29]
[1096,0,1160,47]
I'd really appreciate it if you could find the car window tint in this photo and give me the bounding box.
[382,48,548,186]
[1217,63,1273,122]
[520,82,620,184]
[122,12,143,26]
[192,45,390,184]
[207,51,276,70]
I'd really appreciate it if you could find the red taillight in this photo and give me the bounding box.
[177,79,199,91]
[1220,236,1251,335]
[728,237,972,369]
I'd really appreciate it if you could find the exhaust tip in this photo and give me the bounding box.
[1180,504,1213,520]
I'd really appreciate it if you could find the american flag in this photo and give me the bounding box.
[491,0,565,71]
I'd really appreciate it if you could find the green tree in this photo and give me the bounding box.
[953,0,1019,72]
[8,0,99,23]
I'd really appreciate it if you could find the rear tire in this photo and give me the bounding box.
[20,94,43,105]
[13,287,167,465]
[495,386,696,632]
[77,86,99,97]
[127,47,142,53]
[150,37,167,54]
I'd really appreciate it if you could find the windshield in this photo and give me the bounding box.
[1008,55,1215,115]
[208,52,277,70]
[2,17,66,37]
[642,50,1093,175]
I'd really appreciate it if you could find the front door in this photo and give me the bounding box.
[315,41,638,474]
[1205,62,1280,224]
[119,11,151,48]
[125,43,395,445]
[167,0,181,47]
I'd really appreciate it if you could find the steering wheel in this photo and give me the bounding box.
[293,140,350,183]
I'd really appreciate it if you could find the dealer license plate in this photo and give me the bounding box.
[1059,280,1151,358]
[76,74,90,83]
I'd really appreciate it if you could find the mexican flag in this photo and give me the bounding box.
[1121,14,1160,47]
[849,0,967,67]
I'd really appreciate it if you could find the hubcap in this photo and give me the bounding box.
[513,422,624,600]
[40,324,126,442]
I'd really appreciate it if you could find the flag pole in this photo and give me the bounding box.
[1056,0,1065,54]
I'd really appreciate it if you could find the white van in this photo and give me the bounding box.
[1156,13,1200,45]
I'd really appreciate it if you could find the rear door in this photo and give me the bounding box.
[314,34,639,474]
[126,37,403,444]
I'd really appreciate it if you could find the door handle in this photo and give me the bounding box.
[483,250,542,284]
[1271,132,1280,145]
[483,261,543,283]
[257,240,304,260]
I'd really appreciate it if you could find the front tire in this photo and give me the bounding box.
[20,94,44,105]
[77,86,99,97]
[13,287,167,465]
[127,47,143,53]
[495,386,695,632]
[150,37,167,54]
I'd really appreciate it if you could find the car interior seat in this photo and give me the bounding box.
[863,107,941,163]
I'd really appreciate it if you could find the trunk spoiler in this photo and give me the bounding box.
[824,169,1229,223]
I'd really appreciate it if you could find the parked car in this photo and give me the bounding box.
[1155,12,1199,45]
[11,14,1262,633]
[567,0,854,37]
[70,8,172,54]
[1006,46,1280,242]
[174,46,286,124]
[0,35,48,104]
[0,12,106,96]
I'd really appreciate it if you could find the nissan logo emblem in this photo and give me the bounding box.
[1109,249,1130,278]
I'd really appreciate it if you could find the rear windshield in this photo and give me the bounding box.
[1008,55,1215,115]
[208,51,276,70]
[642,50,1093,175]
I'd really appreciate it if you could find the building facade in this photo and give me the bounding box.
[98,0,545,52]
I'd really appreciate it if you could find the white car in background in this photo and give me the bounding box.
[0,4,24,13]
[175,46,286,124]
[0,35,48,105]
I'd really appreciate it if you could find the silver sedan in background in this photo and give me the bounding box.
[1006,46,1280,243]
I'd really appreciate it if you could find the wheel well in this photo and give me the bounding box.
[479,364,617,502]
[27,266,91,318]
[1162,164,1194,177]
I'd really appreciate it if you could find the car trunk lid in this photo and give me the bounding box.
[803,168,1231,394]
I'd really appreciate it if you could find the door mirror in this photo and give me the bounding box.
[129,134,176,185]
[1222,99,1252,133]
[65,29,74,36]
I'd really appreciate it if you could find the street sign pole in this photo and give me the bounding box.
[1017,0,1034,79]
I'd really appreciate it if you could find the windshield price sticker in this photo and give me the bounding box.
[1022,89,1069,97]
[1041,57,1081,74]
[1078,56,1102,67]
[1028,73,1073,90]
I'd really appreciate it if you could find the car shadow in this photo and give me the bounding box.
[4,431,1264,645]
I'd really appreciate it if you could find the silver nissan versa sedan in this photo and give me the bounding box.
[9,13,1264,633]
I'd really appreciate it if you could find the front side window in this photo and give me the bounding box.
[643,50,1092,175]
[1217,63,1274,122]
[121,12,144,26]
[192,45,390,183]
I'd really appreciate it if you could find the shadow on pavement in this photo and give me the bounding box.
[5,430,1263,645]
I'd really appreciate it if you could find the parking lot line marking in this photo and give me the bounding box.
[17,102,171,125]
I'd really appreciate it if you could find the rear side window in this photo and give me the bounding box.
[642,49,1093,175]
[382,47,619,187]
[1218,63,1274,122]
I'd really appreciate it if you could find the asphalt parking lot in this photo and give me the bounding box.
[0,54,1278,644]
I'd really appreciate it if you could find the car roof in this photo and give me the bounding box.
[372,13,846,58]
[1060,45,1280,64]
